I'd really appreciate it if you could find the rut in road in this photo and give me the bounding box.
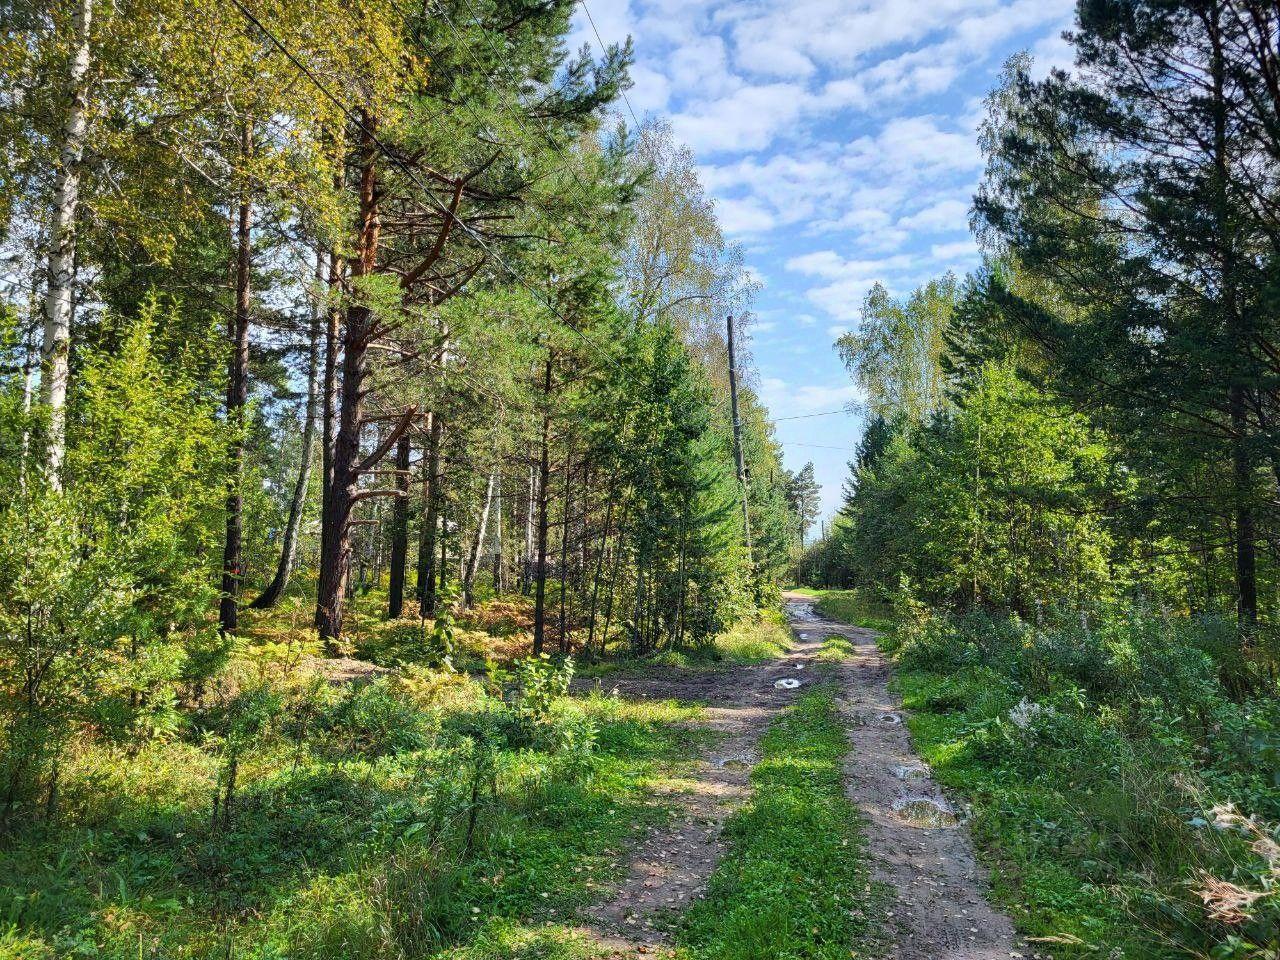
[786,592,1025,960]
[575,596,1023,960]
[574,629,827,957]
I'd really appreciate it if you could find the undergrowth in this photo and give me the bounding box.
[887,604,1280,959]
[792,589,892,632]
[677,686,884,960]
[0,652,707,959]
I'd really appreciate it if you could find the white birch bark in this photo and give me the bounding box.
[40,0,93,490]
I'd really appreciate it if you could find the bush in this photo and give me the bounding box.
[319,679,438,756]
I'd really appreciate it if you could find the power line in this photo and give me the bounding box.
[773,407,853,422]
[781,441,860,453]
[578,0,641,129]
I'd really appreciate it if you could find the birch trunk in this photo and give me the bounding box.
[462,470,497,607]
[491,472,504,592]
[40,0,93,490]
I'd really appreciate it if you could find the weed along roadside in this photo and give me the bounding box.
[677,685,884,960]
[573,612,887,959]
[0,646,713,958]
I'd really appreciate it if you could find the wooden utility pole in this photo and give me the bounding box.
[726,314,753,566]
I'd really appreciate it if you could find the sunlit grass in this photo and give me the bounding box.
[0,682,708,959]
[677,687,885,960]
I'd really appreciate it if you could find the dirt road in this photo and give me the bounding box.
[577,595,1022,959]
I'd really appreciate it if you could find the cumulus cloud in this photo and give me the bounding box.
[899,198,971,232]
[758,377,863,417]
[930,238,980,262]
[786,250,918,320]
[672,82,807,153]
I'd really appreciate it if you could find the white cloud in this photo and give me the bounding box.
[758,376,862,417]
[930,238,980,262]
[1030,26,1076,77]
[715,196,776,234]
[672,82,806,153]
[628,64,672,113]
[899,198,971,232]
[826,324,848,338]
[786,250,917,320]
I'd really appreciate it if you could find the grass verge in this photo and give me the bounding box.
[816,634,855,661]
[893,668,1131,957]
[677,686,884,960]
[578,617,793,678]
[0,689,707,959]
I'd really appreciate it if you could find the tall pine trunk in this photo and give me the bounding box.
[316,113,380,647]
[220,120,253,635]
[532,355,553,654]
[251,251,324,609]
[557,448,572,652]
[417,411,443,615]
[1208,6,1258,633]
[387,432,412,617]
[39,0,92,491]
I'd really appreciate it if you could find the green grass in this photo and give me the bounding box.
[793,589,892,631]
[677,687,884,960]
[816,634,855,661]
[0,688,708,959]
[578,617,793,678]
[711,618,792,663]
[894,668,1133,957]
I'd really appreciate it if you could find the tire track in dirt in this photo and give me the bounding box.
[572,631,827,957]
[785,592,1026,960]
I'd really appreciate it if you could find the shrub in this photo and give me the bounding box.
[319,679,437,756]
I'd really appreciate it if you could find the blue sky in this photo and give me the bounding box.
[569,0,1077,524]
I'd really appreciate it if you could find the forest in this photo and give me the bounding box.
[7,0,1280,958]
[0,0,826,955]
[799,8,1280,957]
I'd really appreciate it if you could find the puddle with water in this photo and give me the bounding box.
[880,712,903,725]
[891,796,960,828]
[786,602,820,623]
[713,749,757,769]
[891,763,928,781]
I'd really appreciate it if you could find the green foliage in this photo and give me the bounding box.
[829,362,1114,611]
[679,687,883,960]
[805,590,892,632]
[0,305,224,822]
[0,656,706,957]
[894,605,1280,957]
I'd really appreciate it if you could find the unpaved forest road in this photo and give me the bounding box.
[789,592,1024,960]
[575,594,1022,960]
